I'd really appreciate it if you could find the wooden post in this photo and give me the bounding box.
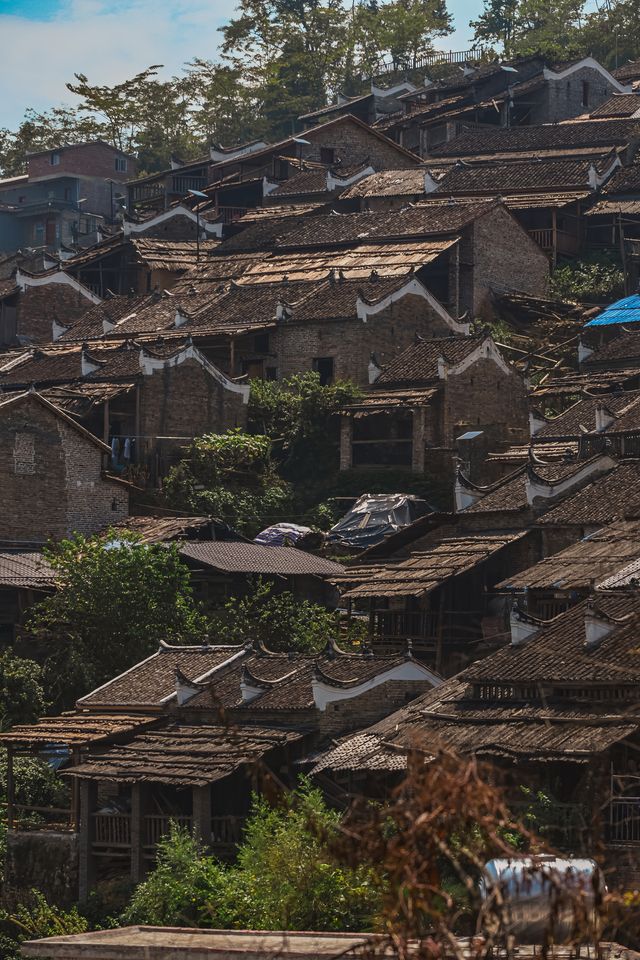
[552,208,558,270]
[134,384,141,465]
[103,399,110,445]
[192,784,212,847]
[130,782,145,885]
[229,338,236,376]
[78,779,97,902]
[6,746,14,830]
[619,211,629,295]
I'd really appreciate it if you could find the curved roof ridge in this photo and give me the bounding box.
[242,663,298,688]
[457,462,526,493]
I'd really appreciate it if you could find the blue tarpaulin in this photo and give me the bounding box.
[584,294,640,327]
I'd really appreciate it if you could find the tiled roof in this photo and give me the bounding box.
[590,94,640,118]
[58,293,159,342]
[432,157,613,195]
[375,335,485,386]
[498,519,640,590]
[430,119,640,158]
[332,532,527,599]
[111,516,230,544]
[270,169,329,197]
[179,541,345,576]
[340,168,428,198]
[538,459,640,525]
[460,458,591,515]
[64,723,302,786]
[533,391,640,440]
[0,551,55,589]
[614,60,640,82]
[77,644,247,709]
[0,714,157,748]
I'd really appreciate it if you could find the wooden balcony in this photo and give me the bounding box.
[371,610,438,655]
[90,812,245,853]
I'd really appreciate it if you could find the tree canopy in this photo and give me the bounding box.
[25,531,207,708]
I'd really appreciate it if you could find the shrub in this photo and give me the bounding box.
[549,256,625,303]
[0,891,87,960]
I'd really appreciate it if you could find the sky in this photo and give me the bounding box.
[0,0,477,130]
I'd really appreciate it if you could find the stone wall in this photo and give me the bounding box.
[536,66,623,123]
[0,395,128,542]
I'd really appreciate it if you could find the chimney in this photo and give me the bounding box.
[595,402,615,433]
[510,604,541,647]
[584,600,616,651]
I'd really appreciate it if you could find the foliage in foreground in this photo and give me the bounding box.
[26,531,207,708]
[122,782,381,931]
[210,578,365,652]
[0,652,46,732]
[0,891,87,960]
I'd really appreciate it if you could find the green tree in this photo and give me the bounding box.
[0,652,46,731]
[25,531,207,708]
[0,107,105,177]
[163,430,295,536]
[472,0,585,59]
[210,578,365,652]
[0,892,87,960]
[122,782,382,931]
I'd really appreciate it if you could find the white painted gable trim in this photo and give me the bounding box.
[159,646,249,705]
[124,206,223,238]
[356,275,469,334]
[371,81,417,97]
[326,165,375,191]
[312,659,440,712]
[543,57,631,93]
[52,320,69,341]
[526,454,616,505]
[139,343,250,402]
[16,269,101,305]
[441,337,511,380]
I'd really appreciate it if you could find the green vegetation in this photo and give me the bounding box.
[549,255,626,304]
[122,782,382,931]
[25,531,207,708]
[210,578,366,652]
[0,892,87,960]
[0,652,46,731]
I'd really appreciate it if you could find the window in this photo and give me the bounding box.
[63,188,70,201]
[320,146,335,165]
[50,151,60,166]
[266,366,277,381]
[254,333,270,353]
[581,81,590,107]
[115,156,128,173]
[313,356,334,385]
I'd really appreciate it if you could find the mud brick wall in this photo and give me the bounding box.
[16,283,96,344]
[0,396,128,542]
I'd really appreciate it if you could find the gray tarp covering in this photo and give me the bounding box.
[328,494,430,549]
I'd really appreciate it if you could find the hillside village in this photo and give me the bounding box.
[7,38,640,956]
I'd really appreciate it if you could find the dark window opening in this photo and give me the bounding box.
[266,366,277,381]
[313,357,334,385]
[320,146,335,165]
[254,332,270,353]
[581,81,589,107]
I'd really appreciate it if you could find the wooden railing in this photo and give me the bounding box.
[93,812,131,847]
[529,228,554,251]
[211,816,245,847]
[172,175,208,195]
[144,814,193,847]
[373,610,439,645]
[11,804,73,831]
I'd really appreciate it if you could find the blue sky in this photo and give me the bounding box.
[0,0,477,130]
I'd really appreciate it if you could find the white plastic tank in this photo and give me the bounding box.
[481,856,604,945]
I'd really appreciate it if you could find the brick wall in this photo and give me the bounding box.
[271,293,459,386]
[16,282,96,344]
[134,215,200,241]
[139,356,248,461]
[536,66,622,123]
[0,395,128,542]
[318,678,433,736]
[28,143,136,184]
[308,122,418,170]
[471,206,549,310]
[443,355,529,448]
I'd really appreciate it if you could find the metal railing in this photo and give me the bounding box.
[372,47,487,77]
[608,798,640,844]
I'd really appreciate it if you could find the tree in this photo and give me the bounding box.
[209,578,366,652]
[122,781,381,930]
[0,652,46,731]
[163,429,295,536]
[472,0,585,59]
[0,108,105,177]
[25,531,207,708]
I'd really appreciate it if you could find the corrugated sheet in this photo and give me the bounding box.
[584,294,640,327]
